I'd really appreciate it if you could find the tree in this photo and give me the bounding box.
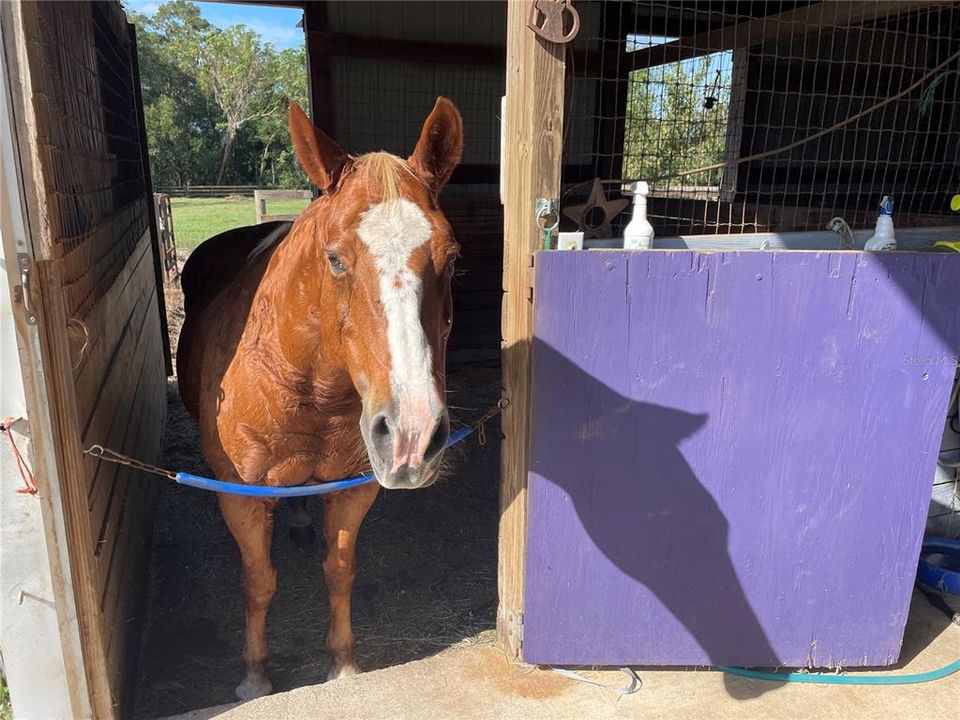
[198,26,274,184]
[249,47,308,187]
[128,0,307,188]
[129,0,220,186]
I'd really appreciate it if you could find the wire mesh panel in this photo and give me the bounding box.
[312,1,506,355]
[323,1,505,173]
[563,0,960,237]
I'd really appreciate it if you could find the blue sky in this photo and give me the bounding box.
[125,1,305,49]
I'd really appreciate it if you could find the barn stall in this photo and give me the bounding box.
[503,0,960,666]
[3,0,960,718]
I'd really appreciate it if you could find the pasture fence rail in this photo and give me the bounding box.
[155,185,261,198]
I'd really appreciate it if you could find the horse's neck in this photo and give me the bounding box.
[244,231,352,404]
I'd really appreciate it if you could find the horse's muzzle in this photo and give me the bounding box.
[364,407,449,489]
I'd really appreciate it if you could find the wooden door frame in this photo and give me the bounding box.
[0,2,96,716]
[498,1,565,660]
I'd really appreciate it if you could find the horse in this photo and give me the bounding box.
[176,98,463,700]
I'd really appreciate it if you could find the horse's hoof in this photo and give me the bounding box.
[288,522,316,549]
[235,675,272,701]
[327,662,360,681]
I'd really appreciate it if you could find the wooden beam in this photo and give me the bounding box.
[203,0,305,7]
[629,1,942,71]
[307,30,504,66]
[498,1,564,661]
[446,164,594,185]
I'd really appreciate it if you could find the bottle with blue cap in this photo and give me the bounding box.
[864,196,896,251]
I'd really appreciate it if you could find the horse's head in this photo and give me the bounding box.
[288,98,463,490]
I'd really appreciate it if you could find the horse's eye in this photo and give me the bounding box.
[326,252,347,276]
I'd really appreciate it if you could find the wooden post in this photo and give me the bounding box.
[255,190,267,224]
[498,0,565,660]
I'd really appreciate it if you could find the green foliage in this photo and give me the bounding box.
[128,0,307,188]
[623,55,731,186]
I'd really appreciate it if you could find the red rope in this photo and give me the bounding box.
[2,416,38,495]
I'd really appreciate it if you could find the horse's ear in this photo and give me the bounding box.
[408,97,463,192]
[288,102,350,193]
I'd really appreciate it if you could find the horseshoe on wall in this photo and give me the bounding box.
[527,0,580,44]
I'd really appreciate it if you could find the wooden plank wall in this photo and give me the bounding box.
[12,2,168,715]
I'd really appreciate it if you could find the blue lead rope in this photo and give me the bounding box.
[174,425,475,498]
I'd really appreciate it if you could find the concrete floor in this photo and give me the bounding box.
[161,591,959,720]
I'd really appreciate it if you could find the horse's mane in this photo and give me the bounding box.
[247,153,420,260]
[353,151,420,203]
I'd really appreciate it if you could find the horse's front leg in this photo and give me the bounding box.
[219,493,278,700]
[322,482,379,679]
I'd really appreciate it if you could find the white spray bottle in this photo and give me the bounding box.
[864,196,896,251]
[623,181,655,249]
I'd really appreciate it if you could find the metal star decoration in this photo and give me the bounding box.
[562,178,630,239]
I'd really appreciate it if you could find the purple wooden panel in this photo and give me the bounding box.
[525,250,960,667]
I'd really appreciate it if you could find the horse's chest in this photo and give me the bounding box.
[214,350,364,485]
[222,392,362,485]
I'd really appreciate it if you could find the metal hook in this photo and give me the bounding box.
[535,197,560,232]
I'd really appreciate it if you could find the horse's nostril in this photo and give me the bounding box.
[370,414,392,460]
[372,415,390,440]
[425,412,450,461]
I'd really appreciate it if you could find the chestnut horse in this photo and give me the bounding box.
[176,98,463,699]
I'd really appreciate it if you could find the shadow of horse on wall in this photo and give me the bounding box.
[521,339,781,698]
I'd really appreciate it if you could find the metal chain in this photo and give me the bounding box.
[474,400,506,446]
[84,444,177,480]
[83,403,503,480]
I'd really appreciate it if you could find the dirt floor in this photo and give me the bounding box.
[160,591,960,720]
[133,275,502,719]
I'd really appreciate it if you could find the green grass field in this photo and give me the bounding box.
[170,196,311,254]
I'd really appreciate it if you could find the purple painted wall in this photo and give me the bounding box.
[524,250,960,668]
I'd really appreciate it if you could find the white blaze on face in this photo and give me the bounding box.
[356,199,440,469]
